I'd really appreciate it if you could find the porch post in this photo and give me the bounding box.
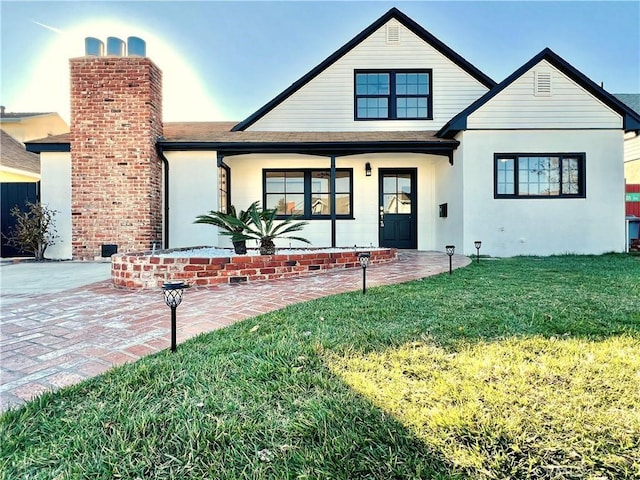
[330,155,336,247]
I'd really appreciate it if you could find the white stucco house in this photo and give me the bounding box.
[27,8,640,259]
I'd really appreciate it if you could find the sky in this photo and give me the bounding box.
[1,0,639,124]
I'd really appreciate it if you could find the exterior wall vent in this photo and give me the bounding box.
[534,70,552,96]
[386,23,400,44]
[85,37,104,56]
[127,37,146,57]
[106,37,126,56]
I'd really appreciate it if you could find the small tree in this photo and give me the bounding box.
[4,201,58,261]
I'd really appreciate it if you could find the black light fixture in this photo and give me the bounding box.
[474,240,482,263]
[358,252,371,294]
[162,280,187,352]
[445,245,455,275]
[365,162,372,177]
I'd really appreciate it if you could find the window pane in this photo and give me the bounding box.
[418,74,429,94]
[335,171,350,192]
[562,158,579,194]
[377,73,390,94]
[357,97,388,118]
[397,174,411,195]
[311,172,330,193]
[383,176,396,194]
[284,194,304,215]
[383,194,396,213]
[518,156,560,196]
[396,72,429,96]
[311,194,330,215]
[285,172,304,193]
[266,194,286,214]
[265,172,285,193]
[335,193,351,215]
[497,158,515,195]
[355,74,367,95]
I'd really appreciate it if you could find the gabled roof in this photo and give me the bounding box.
[438,48,640,138]
[1,129,40,174]
[232,7,496,132]
[614,94,640,115]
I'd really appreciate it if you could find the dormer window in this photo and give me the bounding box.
[355,69,432,120]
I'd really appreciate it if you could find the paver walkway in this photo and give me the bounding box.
[0,251,470,411]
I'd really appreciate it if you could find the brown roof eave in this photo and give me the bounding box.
[157,139,459,154]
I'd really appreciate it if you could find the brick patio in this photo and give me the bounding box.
[0,251,470,411]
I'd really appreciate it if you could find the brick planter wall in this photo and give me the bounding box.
[111,248,397,289]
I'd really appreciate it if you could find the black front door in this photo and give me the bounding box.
[379,169,417,249]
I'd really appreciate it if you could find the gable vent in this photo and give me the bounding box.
[535,70,552,96]
[386,23,400,44]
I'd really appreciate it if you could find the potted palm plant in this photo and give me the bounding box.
[193,201,259,254]
[224,202,310,255]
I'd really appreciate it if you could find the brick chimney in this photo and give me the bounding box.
[70,37,163,259]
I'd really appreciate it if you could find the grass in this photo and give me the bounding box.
[1,254,639,479]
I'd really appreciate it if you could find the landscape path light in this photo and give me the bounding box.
[162,280,188,352]
[474,240,482,263]
[358,252,371,294]
[445,245,455,275]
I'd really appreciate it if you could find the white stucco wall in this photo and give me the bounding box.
[223,153,447,250]
[164,150,219,249]
[433,139,464,250]
[460,130,625,256]
[40,151,72,259]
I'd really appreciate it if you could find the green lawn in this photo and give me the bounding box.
[1,255,639,479]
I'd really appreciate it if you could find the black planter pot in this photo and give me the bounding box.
[233,240,247,255]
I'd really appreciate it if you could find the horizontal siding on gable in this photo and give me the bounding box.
[624,133,640,164]
[248,21,489,131]
[468,60,622,129]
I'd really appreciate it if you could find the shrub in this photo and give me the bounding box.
[3,201,58,261]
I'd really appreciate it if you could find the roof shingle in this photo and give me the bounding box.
[1,129,40,174]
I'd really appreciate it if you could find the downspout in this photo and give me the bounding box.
[156,143,170,249]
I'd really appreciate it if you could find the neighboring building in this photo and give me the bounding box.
[1,129,40,182]
[0,109,68,182]
[615,94,640,184]
[26,8,640,259]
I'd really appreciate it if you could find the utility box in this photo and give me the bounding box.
[626,216,640,252]
[101,244,118,257]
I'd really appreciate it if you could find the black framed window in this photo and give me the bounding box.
[355,69,432,120]
[264,169,353,219]
[494,154,585,198]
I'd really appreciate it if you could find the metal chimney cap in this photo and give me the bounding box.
[84,37,104,56]
[127,36,146,57]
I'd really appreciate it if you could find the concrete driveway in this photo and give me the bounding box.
[0,260,112,306]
